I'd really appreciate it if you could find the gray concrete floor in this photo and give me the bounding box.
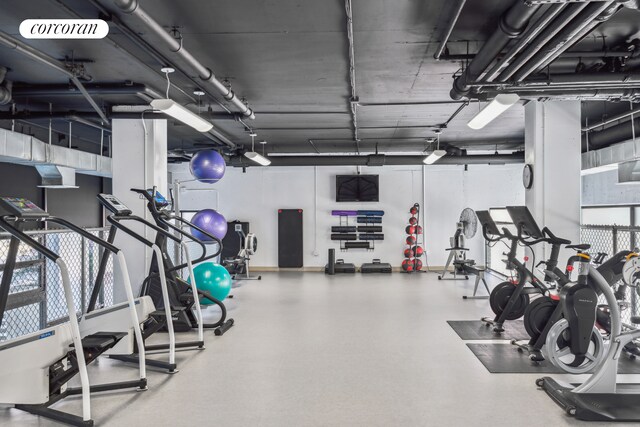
[2,271,640,426]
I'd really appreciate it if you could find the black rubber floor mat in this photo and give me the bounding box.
[447,320,529,341]
[466,343,640,374]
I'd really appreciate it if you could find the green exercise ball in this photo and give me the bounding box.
[188,262,232,304]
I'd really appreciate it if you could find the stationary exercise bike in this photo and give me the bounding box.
[537,253,640,421]
[477,208,566,333]
[516,248,634,364]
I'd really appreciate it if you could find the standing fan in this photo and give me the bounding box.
[459,207,478,240]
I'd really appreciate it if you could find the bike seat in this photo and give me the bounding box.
[567,244,591,251]
[632,316,640,325]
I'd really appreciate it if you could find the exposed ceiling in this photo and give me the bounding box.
[0,0,639,161]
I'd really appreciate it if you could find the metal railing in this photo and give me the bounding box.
[0,227,113,341]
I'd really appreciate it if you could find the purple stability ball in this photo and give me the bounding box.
[189,150,226,184]
[191,209,228,242]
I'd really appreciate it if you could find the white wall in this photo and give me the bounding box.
[168,163,524,268]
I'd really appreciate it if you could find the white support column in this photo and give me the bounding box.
[111,117,167,300]
[525,100,581,261]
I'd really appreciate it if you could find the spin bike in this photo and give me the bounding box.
[537,253,640,421]
[517,247,634,364]
[477,207,572,333]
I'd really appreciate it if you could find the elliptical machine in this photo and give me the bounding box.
[133,188,234,336]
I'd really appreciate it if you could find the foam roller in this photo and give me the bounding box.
[331,234,357,241]
[344,241,372,249]
[357,210,385,216]
[332,226,356,233]
[357,217,382,224]
[359,233,384,241]
[357,226,382,233]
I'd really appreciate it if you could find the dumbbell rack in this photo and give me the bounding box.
[402,203,426,273]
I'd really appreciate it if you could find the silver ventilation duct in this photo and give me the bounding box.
[35,165,78,189]
[618,160,640,184]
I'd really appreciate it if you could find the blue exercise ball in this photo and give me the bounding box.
[191,209,227,241]
[188,262,232,304]
[189,150,226,184]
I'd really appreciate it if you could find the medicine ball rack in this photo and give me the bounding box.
[402,203,427,273]
[330,210,385,251]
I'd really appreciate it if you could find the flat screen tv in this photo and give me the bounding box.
[336,175,379,202]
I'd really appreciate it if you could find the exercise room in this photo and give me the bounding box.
[0,0,640,425]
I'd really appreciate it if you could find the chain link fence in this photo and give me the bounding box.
[0,228,113,342]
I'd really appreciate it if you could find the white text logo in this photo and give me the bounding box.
[19,19,109,39]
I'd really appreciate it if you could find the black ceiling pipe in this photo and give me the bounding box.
[512,2,621,82]
[484,88,640,100]
[0,110,111,128]
[482,3,569,83]
[229,153,524,168]
[496,3,590,82]
[112,0,255,119]
[450,0,541,100]
[523,73,640,86]
[12,83,151,97]
[582,116,640,151]
[11,84,244,122]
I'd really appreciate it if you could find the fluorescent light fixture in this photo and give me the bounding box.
[467,94,520,130]
[150,99,213,132]
[244,151,271,166]
[423,149,447,165]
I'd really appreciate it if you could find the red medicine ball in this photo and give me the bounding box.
[414,259,423,271]
[402,259,414,272]
[409,217,418,225]
[406,225,416,235]
[406,236,417,245]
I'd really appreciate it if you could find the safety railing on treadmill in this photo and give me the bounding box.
[0,227,114,341]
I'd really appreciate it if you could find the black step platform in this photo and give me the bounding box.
[325,259,356,274]
[76,332,127,351]
[468,343,640,374]
[447,320,529,341]
[361,259,392,273]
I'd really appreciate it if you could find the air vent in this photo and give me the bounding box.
[35,165,78,189]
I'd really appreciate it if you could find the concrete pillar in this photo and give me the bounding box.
[111,118,167,300]
[525,100,581,261]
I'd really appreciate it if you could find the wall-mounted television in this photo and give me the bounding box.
[336,175,379,202]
